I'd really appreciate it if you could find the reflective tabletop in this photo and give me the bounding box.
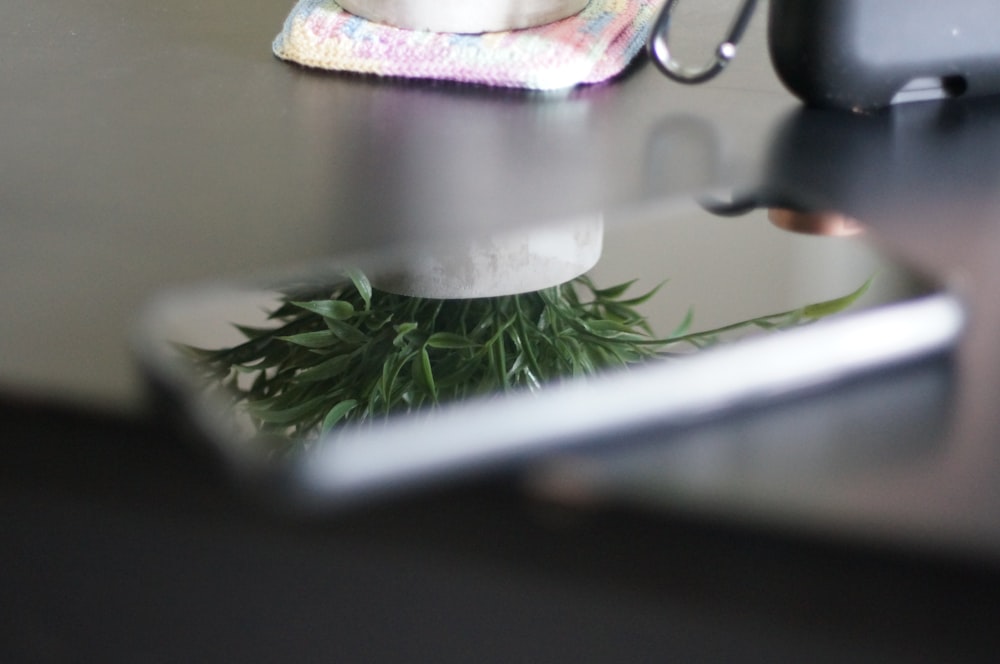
[0,0,789,409]
[10,2,1000,661]
[6,0,1000,566]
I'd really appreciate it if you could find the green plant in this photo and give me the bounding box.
[183,270,870,442]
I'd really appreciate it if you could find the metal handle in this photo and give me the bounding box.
[647,0,759,84]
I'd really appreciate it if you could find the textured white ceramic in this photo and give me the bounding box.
[336,0,591,33]
[371,216,605,299]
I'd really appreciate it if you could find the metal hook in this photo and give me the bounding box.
[647,0,759,85]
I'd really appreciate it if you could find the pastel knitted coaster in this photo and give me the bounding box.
[273,0,658,90]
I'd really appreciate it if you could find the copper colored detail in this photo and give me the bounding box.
[768,208,866,237]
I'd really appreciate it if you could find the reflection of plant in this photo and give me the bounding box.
[185,270,870,441]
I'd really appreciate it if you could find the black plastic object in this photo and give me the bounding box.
[768,0,1000,111]
[648,0,1000,112]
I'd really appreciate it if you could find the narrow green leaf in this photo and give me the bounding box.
[248,394,339,425]
[277,331,339,349]
[803,277,873,319]
[362,310,393,331]
[425,332,478,349]
[617,281,668,307]
[345,268,373,311]
[292,299,355,320]
[320,399,358,434]
[584,319,642,335]
[380,350,415,408]
[233,323,282,340]
[419,347,437,399]
[591,279,637,299]
[325,318,369,345]
[296,353,355,382]
[668,307,695,338]
[392,322,419,347]
[600,302,641,323]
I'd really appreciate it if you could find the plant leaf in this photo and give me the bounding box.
[803,277,873,319]
[320,399,358,434]
[392,322,419,347]
[325,319,370,345]
[419,347,437,399]
[617,281,668,307]
[277,331,339,349]
[345,268,373,311]
[426,332,478,349]
[296,353,355,382]
[248,394,340,425]
[590,279,637,299]
[292,299,355,321]
[668,307,695,338]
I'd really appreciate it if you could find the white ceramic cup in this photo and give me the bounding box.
[336,0,591,33]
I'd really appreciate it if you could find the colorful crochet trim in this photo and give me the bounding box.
[273,0,658,90]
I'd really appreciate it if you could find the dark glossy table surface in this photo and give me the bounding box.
[6,0,1000,661]
[1,0,789,411]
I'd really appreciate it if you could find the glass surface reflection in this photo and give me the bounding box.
[166,204,897,454]
[136,199,961,506]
